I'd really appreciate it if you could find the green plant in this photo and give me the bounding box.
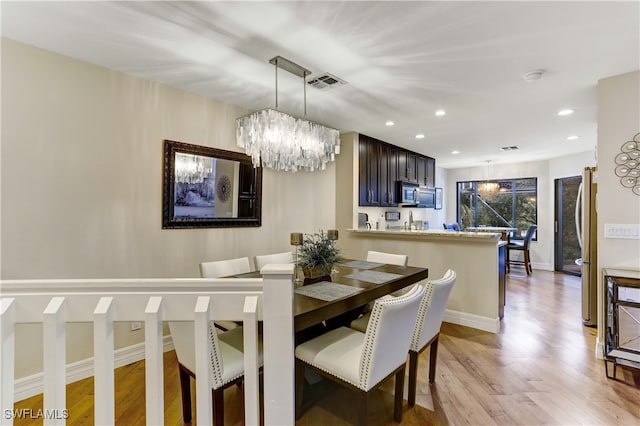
[298,231,342,269]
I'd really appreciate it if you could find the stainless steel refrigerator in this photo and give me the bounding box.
[576,167,598,327]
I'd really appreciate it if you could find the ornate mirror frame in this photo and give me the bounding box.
[162,139,262,228]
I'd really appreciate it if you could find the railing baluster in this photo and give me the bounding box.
[194,296,212,425]
[43,297,66,426]
[261,265,295,426]
[1,298,16,425]
[243,296,259,426]
[144,296,164,426]
[93,297,115,425]
[0,273,294,425]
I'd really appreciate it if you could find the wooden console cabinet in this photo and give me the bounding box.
[604,268,640,379]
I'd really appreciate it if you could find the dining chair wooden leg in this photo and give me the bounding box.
[178,364,192,423]
[295,360,305,420]
[408,350,419,406]
[525,250,532,275]
[359,392,369,426]
[212,388,224,426]
[394,366,405,422]
[429,337,439,383]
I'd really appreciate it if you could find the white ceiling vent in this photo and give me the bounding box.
[500,145,520,151]
[307,73,347,90]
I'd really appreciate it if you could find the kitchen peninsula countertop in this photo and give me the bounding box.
[343,227,508,332]
[349,228,506,244]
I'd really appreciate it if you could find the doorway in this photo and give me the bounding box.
[554,176,582,275]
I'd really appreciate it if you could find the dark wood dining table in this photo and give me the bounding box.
[231,260,429,332]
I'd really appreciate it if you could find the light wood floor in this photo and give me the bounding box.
[14,271,640,425]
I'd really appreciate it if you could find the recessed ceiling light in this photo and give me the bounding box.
[385,120,395,126]
[558,109,574,116]
[451,150,460,154]
[415,134,425,139]
[567,135,579,140]
[435,110,446,116]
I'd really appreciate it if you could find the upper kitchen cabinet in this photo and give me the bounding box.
[358,133,435,206]
[398,151,418,184]
[426,157,435,188]
[358,135,380,206]
[379,144,399,206]
[417,156,436,188]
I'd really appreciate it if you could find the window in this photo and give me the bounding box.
[457,178,537,239]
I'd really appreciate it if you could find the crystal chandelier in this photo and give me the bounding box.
[236,56,340,172]
[478,160,499,200]
[478,181,500,200]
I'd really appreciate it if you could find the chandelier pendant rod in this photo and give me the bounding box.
[269,56,311,116]
[275,60,278,109]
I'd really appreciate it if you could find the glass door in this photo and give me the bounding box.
[554,176,582,275]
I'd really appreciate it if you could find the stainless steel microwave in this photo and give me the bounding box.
[396,181,419,204]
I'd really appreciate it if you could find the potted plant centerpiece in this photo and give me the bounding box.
[298,230,342,282]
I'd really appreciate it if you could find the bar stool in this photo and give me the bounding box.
[506,225,537,275]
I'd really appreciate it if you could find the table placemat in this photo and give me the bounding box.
[343,270,404,285]
[338,260,384,270]
[294,281,365,302]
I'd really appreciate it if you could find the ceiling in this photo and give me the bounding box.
[2,1,638,168]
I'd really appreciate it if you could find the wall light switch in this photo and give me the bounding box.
[604,224,640,239]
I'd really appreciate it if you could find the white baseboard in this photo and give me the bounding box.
[15,336,175,402]
[444,309,500,333]
[532,262,554,271]
[509,262,553,272]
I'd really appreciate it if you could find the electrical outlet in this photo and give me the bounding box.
[131,321,142,331]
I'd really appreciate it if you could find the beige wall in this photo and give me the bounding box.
[596,70,640,342]
[1,39,336,377]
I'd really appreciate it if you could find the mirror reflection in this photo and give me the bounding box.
[163,140,262,228]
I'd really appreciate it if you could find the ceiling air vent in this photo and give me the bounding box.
[307,73,347,90]
[500,145,520,151]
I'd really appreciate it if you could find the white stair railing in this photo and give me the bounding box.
[0,264,295,426]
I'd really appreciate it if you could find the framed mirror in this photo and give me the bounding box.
[162,139,262,228]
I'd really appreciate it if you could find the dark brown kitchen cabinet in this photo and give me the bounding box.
[380,144,398,206]
[416,156,436,188]
[426,157,435,188]
[358,135,380,206]
[406,152,418,183]
[358,133,435,207]
[417,156,427,186]
[397,151,407,184]
[398,151,418,184]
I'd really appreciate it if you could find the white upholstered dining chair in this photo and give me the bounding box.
[366,250,409,300]
[406,269,456,405]
[350,269,457,406]
[199,256,253,278]
[295,283,425,425]
[254,251,293,271]
[169,256,261,425]
[199,256,253,331]
[366,250,408,266]
[168,320,263,426]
